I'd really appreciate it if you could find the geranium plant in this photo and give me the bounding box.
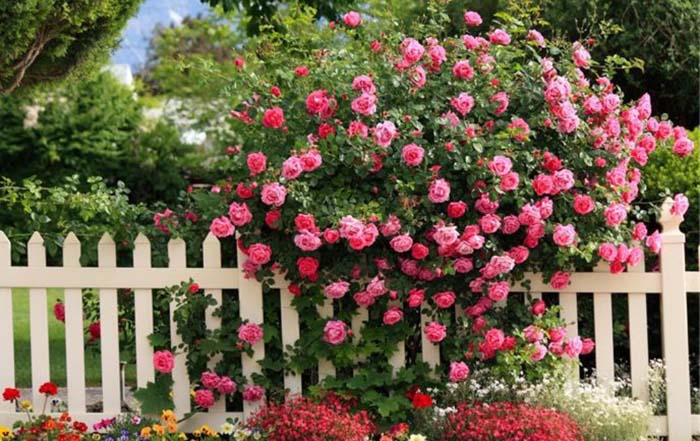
[151,1,692,421]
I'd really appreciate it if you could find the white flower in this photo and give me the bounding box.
[220,423,235,435]
[408,435,427,441]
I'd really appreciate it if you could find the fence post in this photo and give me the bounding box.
[658,197,692,440]
[0,232,15,413]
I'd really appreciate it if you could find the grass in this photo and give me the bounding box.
[12,288,136,389]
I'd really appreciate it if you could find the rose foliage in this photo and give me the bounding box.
[153,4,693,420]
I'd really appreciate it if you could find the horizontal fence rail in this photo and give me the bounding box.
[0,199,698,439]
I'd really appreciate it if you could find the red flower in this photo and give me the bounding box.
[2,387,20,401]
[39,382,58,396]
[188,283,200,294]
[411,392,433,409]
[72,421,87,433]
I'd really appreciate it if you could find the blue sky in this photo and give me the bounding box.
[112,0,212,72]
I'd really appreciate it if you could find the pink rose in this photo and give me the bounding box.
[242,385,265,402]
[323,320,348,345]
[297,257,319,279]
[447,201,467,218]
[153,350,174,373]
[409,65,427,88]
[343,11,362,27]
[428,178,451,203]
[306,90,329,115]
[489,91,509,115]
[324,281,350,299]
[564,336,583,359]
[632,222,648,241]
[488,155,513,176]
[238,322,264,345]
[402,143,425,166]
[201,371,221,389]
[351,92,377,116]
[550,271,571,289]
[374,121,397,148]
[217,376,236,395]
[247,243,272,265]
[407,288,425,307]
[390,234,414,253]
[433,291,456,309]
[489,29,511,45]
[261,107,285,129]
[673,137,694,157]
[523,325,544,343]
[531,343,548,361]
[228,202,253,227]
[572,44,590,68]
[627,246,643,267]
[646,230,661,254]
[573,194,595,215]
[281,156,303,180]
[449,361,470,382]
[604,203,627,227]
[553,169,574,191]
[452,60,474,80]
[453,257,473,273]
[383,307,404,325]
[479,214,501,234]
[548,327,567,344]
[530,299,546,316]
[261,182,287,207]
[532,174,554,196]
[210,216,235,238]
[484,328,505,351]
[195,389,215,409]
[294,231,322,251]
[401,38,425,64]
[501,216,520,235]
[463,10,482,26]
[553,224,576,247]
[487,281,509,302]
[323,228,340,244]
[351,75,375,93]
[527,29,545,46]
[424,321,447,343]
[300,150,323,171]
[433,225,459,246]
[671,193,689,217]
[348,120,369,137]
[247,152,267,175]
[451,92,475,116]
[507,246,529,264]
[598,242,618,262]
[581,338,596,355]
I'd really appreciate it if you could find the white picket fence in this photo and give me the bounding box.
[0,198,698,439]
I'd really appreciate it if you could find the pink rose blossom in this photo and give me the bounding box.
[604,203,627,227]
[261,107,285,129]
[553,224,576,247]
[453,257,474,273]
[195,389,215,409]
[351,92,377,115]
[343,11,362,27]
[201,371,221,390]
[294,231,322,251]
[449,361,470,382]
[248,243,272,265]
[487,281,509,302]
[573,194,595,215]
[351,75,375,93]
[247,152,267,175]
[217,376,236,395]
[550,271,571,289]
[238,322,264,345]
[489,29,511,45]
[671,193,689,217]
[548,327,567,344]
[527,29,545,46]
[598,242,618,262]
[383,307,404,325]
[646,230,661,254]
[324,281,350,299]
[489,91,509,115]
[300,150,322,171]
[374,121,397,148]
[401,38,425,65]
[228,202,253,227]
[153,350,174,373]
[673,137,694,157]
[210,216,235,238]
[463,11,482,26]
[390,234,414,253]
[488,155,513,176]
[306,90,329,115]
[531,343,548,361]
[523,325,544,343]
[564,336,583,359]
[428,178,451,203]
[323,320,348,345]
[484,328,505,351]
[424,321,447,343]
[452,60,474,80]
[402,143,425,166]
[433,291,456,309]
[531,299,546,316]
[242,385,265,402]
[451,92,475,116]
[261,183,287,207]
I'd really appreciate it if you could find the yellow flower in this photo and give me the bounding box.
[167,422,178,433]
[0,425,12,439]
[193,430,202,438]
[201,425,217,437]
[140,427,152,439]
[91,434,101,440]
[19,400,32,411]
[153,424,165,436]
[178,434,187,440]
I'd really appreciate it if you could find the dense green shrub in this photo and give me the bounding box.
[0,72,205,205]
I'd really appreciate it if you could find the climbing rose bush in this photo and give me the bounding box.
[159,5,693,419]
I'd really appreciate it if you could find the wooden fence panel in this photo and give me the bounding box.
[168,238,191,417]
[203,233,225,412]
[27,232,50,407]
[63,233,86,413]
[98,233,122,414]
[133,233,155,390]
[0,232,15,413]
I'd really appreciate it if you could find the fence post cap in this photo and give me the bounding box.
[659,197,683,234]
[203,232,219,244]
[64,232,80,245]
[0,231,9,244]
[98,232,115,246]
[28,231,44,245]
[134,232,150,245]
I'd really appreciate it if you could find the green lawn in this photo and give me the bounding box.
[12,288,135,388]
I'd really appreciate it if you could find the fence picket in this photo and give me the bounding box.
[628,258,649,401]
[133,234,155,390]
[276,274,302,396]
[63,233,86,413]
[98,233,122,413]
[0,232,15,413]
[168,238,191,417]
[420,303,440,371]
[559,291,579,381]
[236,245,264,417]
[388,302,405,372]
[317,298,336,380]
[27,232,50,407]
[352,307,369,374]
[202,233,225,412]
[592,262,615,386]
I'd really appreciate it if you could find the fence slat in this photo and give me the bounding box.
[317,298,336,380]
[203,233,225,412]
[0,232,15,413]
[658,199,692,440]
[133,233,155,390]
[98,233,122,413]
[352,307,369,375]
[236,245,264,417]
[627,258,649,401]
[28,232,50,407]
[168,238,191,417]
[276,274,301,397]
[593,261,614,386]
[420,303,440,370]
[388,302,405,372]
[63,233,86,413]
[559,291,579,381]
